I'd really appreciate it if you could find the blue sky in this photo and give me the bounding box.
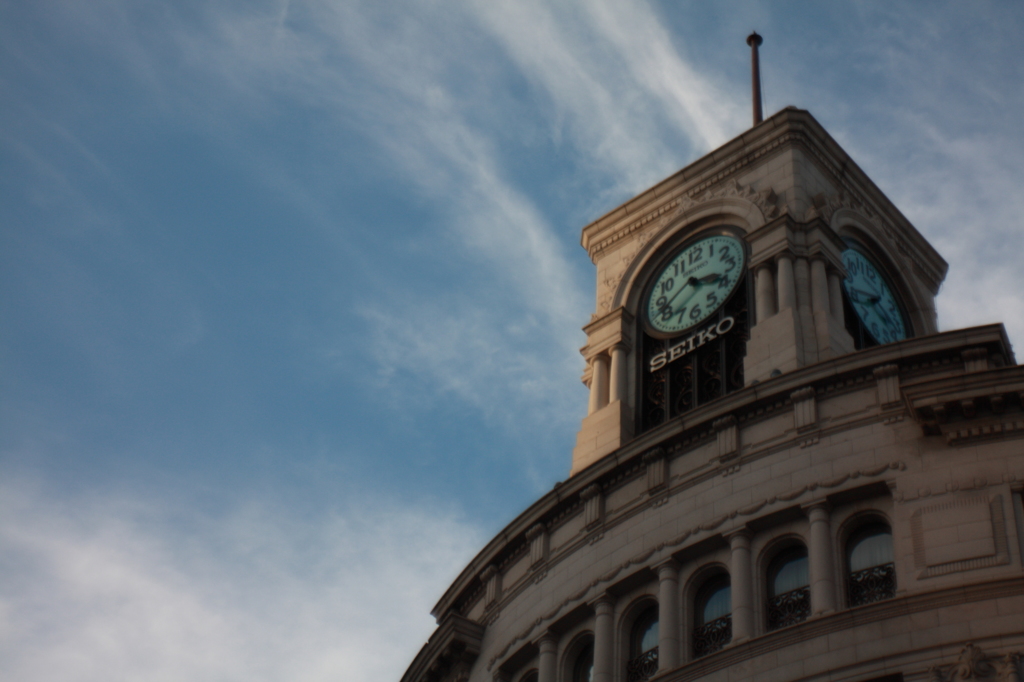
[2,2,1023,680]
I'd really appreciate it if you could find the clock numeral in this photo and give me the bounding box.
[706,291,718,307]
[660,277,674,294]
[689,304,702,320]
[660,305,674,322]
[688,246,703,265]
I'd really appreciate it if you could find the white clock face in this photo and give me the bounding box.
[645,234,746,336]
[841,248,907,345]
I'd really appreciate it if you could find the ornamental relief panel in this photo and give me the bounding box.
[908,492,1011,579]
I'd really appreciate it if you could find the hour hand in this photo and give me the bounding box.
[849,287,880,304]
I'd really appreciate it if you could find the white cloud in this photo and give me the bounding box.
[0,478,483,682]
[468,0,745,194]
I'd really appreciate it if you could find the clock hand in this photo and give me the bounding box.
[670,278,704,310]
[661,273,723,310]
[661,275,703,308]
[875,304,895,329]
[849,287,881,304]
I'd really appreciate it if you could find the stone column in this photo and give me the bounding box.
[805,502,836,615]
[794,257,811,310]
[810,258,830,316]
[589,354,610,414]
[609,343,628,404]
[727,529,754,642]
[537,632,558,682]
[828,271,845,325]
[656,560,680,671]
[755,263,776,323]
[776,254,796,311]
[593,595,615,682]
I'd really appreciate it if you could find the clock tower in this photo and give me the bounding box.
[400,100,1022,682]
[571,107,945,474]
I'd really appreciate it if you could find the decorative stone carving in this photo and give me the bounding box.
[930,643,1021,682]
[873,364,901,407]
[673,179,780,222]
[481,565,502,607]
[963,347,991,373]
[805,190,874,224]
[526,523,548,568]
[581,483,604,530]
[995,653,1021,682]
[597,230,655,313]
[643,446,668,491]
[714,414,739,462]
[791,386,817,432]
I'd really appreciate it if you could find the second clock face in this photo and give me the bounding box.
[645,233,746,336]
[841,248,908,345]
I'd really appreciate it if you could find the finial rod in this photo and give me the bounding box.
[747,31,764,126]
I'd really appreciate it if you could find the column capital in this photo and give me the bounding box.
[724,527,752,546]
[655,558,680,579]
[537,631,559,649]
[774,251,794,263]
[591,592,615,612]
[801,499,831,515]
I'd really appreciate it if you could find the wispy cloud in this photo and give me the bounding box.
[0,477,482,682]
[4,0,754,441]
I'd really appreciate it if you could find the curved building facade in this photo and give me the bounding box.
[400,108,1024,682]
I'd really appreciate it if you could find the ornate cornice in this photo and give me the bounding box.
[431,326,1012,627]
[902,365,1024,444]
[400,613,486,682]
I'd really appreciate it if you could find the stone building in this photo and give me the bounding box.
[399,108,1024,682]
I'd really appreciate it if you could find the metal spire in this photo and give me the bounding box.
[747,32,764,125]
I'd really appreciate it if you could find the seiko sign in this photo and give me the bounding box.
[649,316,735,372]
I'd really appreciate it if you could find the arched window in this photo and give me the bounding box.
[626,606,659,682]
[766,546,809,630]
[573,642,593,682]
[846,523,896,606]
[692,574,731,657]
